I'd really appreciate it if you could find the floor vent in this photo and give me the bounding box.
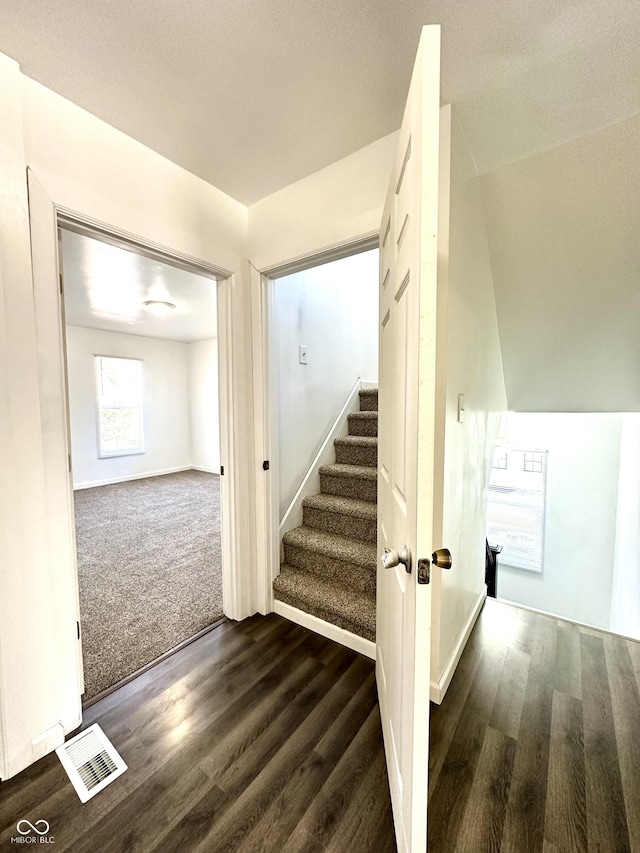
[55,724,127,803]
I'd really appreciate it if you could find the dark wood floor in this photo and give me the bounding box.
[3,601,639,852]
[0,615,395,852]
[429,597,640,853]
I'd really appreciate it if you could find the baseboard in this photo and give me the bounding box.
[273,600,376,660]
[430,586,487,705]
[191,466,220,475]
[74,466,197,490]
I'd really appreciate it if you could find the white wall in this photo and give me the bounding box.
[66,327,192,487]
[248,133,397,271]
[496,413,622,631]
[0,52,77,781]
[189,338,220,473]
[610,414,640,638]
[274,250,379,516]
[431,107,507,695]
[0,56,252,780]
[481,115,640,412]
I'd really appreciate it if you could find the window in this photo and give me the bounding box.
[492,449,508,470]
[486,448,547,573]
[96,356,144,457]
[523,451,544,473]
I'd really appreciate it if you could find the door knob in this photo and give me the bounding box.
[432,548,452,570]
[381,544,412,573]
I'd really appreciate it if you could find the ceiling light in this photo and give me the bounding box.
[143,300,176,315]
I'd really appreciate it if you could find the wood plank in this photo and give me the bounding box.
[500,612,556,853]
[603,634,640,853]
[543,690,587,852]
[489,644,531,740]
[231,673,378,853]
[279,706,386,852]
[190,653,376,851]
[554,620,582,700]
[324,747,396,853]
[581,632,631,853]
[429,612,489,790]
[428,637,508,852]
[453,724,516,853]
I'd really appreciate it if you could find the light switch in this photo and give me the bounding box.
[458,394,465,423]
[299,345,308,365]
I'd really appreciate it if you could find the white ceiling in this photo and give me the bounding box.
[60,229,217,343]
[1,1,638,204]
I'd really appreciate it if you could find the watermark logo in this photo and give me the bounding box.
[10,820,54,844]
[17,822,49,836]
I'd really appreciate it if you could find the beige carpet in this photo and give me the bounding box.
[74,469,223,699]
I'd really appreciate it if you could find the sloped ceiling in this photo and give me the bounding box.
[0,0,638,203]
[482,115,640,412]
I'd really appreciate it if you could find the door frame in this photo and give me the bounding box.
[32,196,244,695]
[249,232,380,614]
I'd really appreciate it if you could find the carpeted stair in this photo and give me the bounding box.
[274,387,378,642]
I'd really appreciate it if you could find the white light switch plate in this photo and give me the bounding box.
[299,345,308,365]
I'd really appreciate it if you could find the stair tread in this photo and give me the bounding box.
[349,411,378,420]
[274,564,376,640]
[334,435,378,447]
[283,525,376,568]
[303,492,377,518]
[319,463,377,480]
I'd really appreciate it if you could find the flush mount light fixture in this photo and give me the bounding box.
[142,300,176,315]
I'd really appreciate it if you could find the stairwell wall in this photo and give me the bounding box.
[273,251,379,517]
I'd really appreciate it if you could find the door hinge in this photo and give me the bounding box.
[76,621,80,640]
[59,273,63,294]
[262,460,270,471]
[417,557,431,584]
[220,465,224,476]
[68,453,72,473]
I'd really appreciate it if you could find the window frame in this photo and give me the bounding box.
[95,355,145,459]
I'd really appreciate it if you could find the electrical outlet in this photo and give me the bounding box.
[299,345,308,365]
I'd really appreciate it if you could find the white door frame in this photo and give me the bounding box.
[38,201,243,661]
[249,232,379,614]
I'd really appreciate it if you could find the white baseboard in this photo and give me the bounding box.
[430,586,487,704]
[74,466,193,490]
[191,466,220,475]
[273,600,376,660]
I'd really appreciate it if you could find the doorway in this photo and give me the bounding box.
[58,224,225,701]
[254,244,380,639]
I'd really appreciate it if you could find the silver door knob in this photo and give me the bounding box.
[381,544,411,573]
[432,548,452,570]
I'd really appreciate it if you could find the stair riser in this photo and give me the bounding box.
[335,443,377,468]
[283,544,376,593]
[303,505,377,544]
[320,472,377,503]
[348,414,378,437]
[272,584,376,642]
[359,391,378,412]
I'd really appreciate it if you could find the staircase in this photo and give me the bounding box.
[274,387,378,642]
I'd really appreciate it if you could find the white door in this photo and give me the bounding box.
[377,25,444,853]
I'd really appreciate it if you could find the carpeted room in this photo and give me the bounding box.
[61,228,224,700]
